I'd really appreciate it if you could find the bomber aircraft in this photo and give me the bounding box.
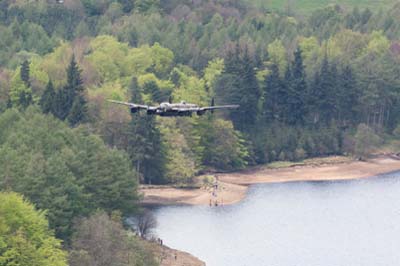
[107,98,239,117]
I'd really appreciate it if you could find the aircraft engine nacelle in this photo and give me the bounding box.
[147,109,157,115]
[130,107,139,114]
[197,110,206,116]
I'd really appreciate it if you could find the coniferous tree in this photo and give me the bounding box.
[219,46,261,131]
[143,80,171,103]
[321,58,338,123]
[281,66,293,123]
[6,98,12,109]
[241,48,261,127]
[53,89,69,120]
[65,55,84,108]
[308,67,321,124]
[67,95,88,126]
[139,116,167,184]
[127,77,147,178]
[126,77,167,184]
[224,44,241,74]
[263,62,283,122]
[329,62,340,119]
[13,60,33,109]
[338,65,359,125]
[287,47,307,125]
[20,60,30,88]
[18,89,33,109]
[309,56,336,124]
[53,55,87,124]
[40,80,55,114]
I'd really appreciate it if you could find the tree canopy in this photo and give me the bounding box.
[0,192,67,266]
[0,108,140,239]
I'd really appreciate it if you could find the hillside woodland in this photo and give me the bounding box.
[1,0,400,264]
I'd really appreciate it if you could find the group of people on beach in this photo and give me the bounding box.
[157,238,178,263]
[209,175,223,206]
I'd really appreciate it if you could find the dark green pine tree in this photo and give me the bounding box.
[60,55,84,119]
[329,62,339,119]
[337,65,359,124]
[118,0,134,12]
[56,55,88,124]
[281,66,293,124]
[286,47,307,125]
[237,48,261,129]
[67,94,88,126]
[40,80,55,114]
[18,59,33,109]
[308,56,336,124]
[263,62,284,122]
[53,89,69,120]
[139,116,167,184]
[321,58,338,123]
[221,46,261,131]
[126,77,167,184]
[224,43,242,74]
[20,60,30,88]
[18,90,33,109]
[6,98,12,109]
[308,67,322,124]
[143,80,171,103]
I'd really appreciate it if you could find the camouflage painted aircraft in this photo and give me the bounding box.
[108,98,239,117]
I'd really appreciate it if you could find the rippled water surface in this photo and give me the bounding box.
[154,172,400,266]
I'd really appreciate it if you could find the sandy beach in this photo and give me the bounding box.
[141,155,400,206]
[147,241,205,266]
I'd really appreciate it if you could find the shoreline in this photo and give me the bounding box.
[141,155,400,207]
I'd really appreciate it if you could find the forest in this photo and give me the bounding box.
[1,0,400,264]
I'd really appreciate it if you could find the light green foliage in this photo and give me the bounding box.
[150,42,174,77]
[138,73,174,97]
[298,36,320,75]
[363,30,390,56]
[197,118,249,170]
[86,35,130,82]
[324,30,368,63]
[126,46,154,76]
[0,108,140,239]
[69,211,157,266]
[172,67,208,105]
[8,68,32,108]
[89,80,127,101]
[159,118,197,183]
[40,42,74,87]
[86,36,174,83]
[0,192,67,266]
[267,40,287,76]
[29,58,50,90]
[203,58,224,94]
[354,123,382,159]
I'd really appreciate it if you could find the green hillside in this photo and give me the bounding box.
[246,0,398,13]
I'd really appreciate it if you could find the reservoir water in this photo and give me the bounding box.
[154,172,400,266]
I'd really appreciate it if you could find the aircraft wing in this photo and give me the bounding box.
[170,107,198,112]
[199,105,240,111]
[107,100,149,110]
